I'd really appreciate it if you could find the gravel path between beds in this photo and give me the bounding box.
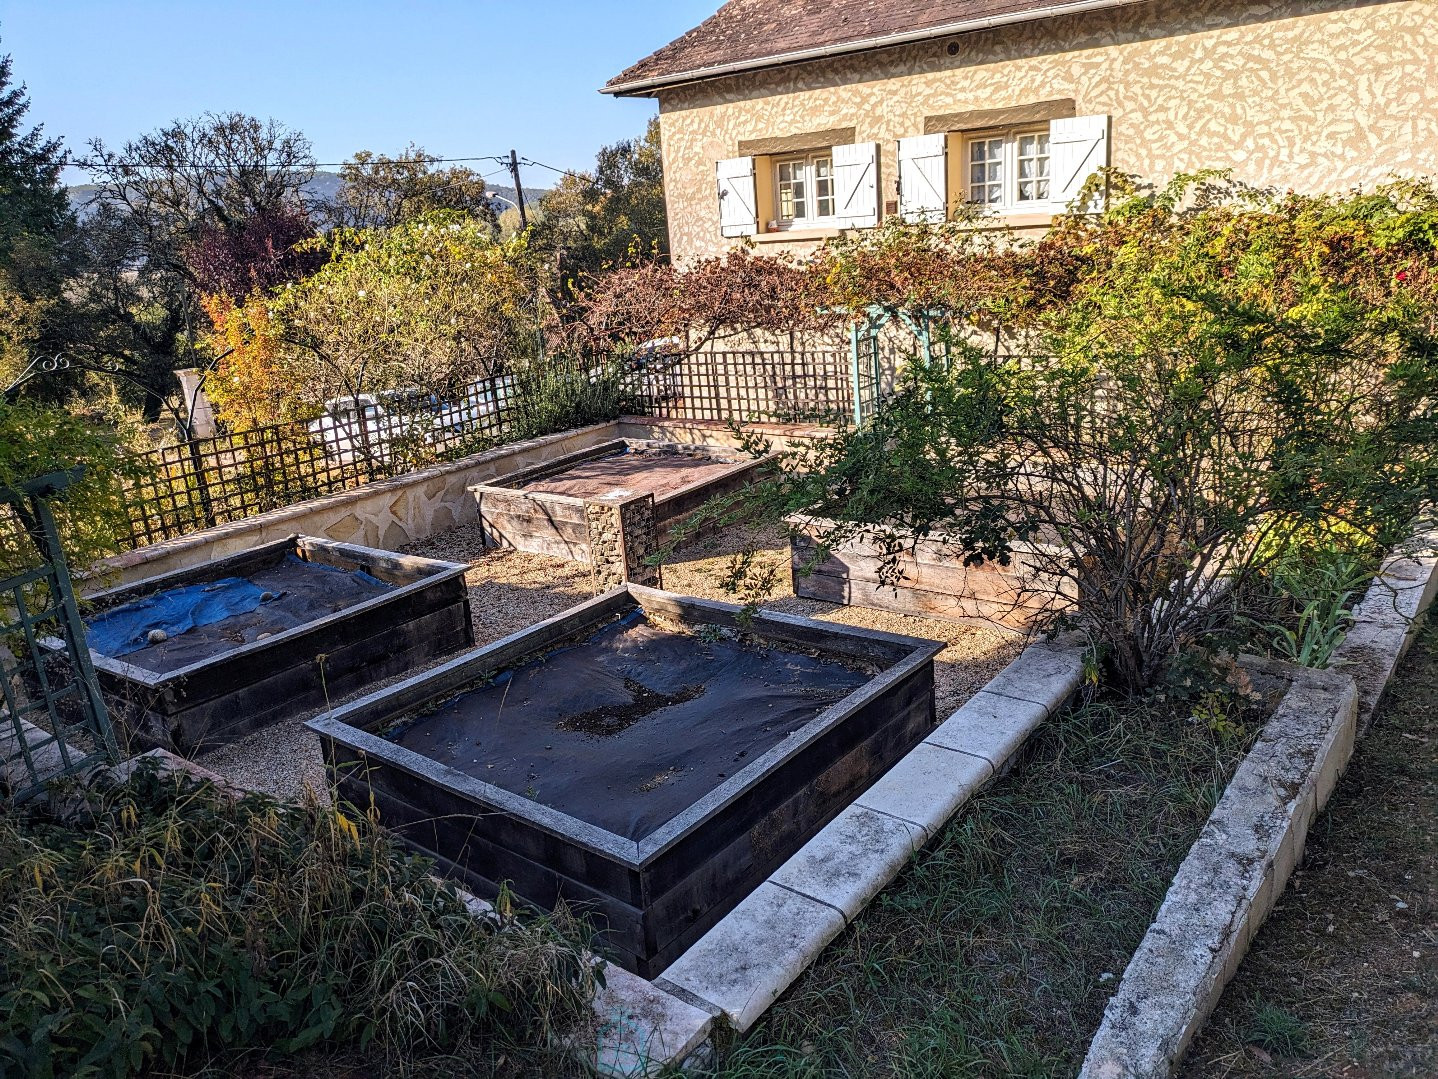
[201,519,1022,801]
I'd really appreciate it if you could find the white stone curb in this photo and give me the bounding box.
[648,633,1086,1043]
[1330,522,1438,730]
[1079,528,1438,1079]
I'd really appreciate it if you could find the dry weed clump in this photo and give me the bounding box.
[0,761,596,1078]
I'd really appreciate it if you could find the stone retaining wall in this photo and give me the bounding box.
[94,417,826,593]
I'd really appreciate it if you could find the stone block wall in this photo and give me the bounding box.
[585,494,662,592]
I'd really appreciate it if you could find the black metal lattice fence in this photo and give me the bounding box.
[123,375,520,548]
[628,348,856,424]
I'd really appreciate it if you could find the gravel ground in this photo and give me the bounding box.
[200,518,1023,800]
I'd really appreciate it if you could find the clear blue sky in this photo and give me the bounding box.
[1,0,717,185]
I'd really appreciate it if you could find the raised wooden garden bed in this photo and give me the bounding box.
[470,439,774,589]
[308,584,941,977]
[787,514,1073,631]
[79,535,472,755]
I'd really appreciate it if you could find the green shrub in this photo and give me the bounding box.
[504,354,632,442]
[0,398,144,577]
[0,763,596,1078]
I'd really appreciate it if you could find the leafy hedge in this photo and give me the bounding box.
[0,764,596,1078]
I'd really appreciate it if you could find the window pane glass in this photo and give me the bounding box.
[778,158,806,221]
[1015,129,1051,203]
[967,137,1006,205]
[814,156,834,217]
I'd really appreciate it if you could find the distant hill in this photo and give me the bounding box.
[67,171,549,220]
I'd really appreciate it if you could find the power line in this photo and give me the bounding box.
[518,157,599,188]
[59,153,517,171]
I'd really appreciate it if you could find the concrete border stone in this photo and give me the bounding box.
[1330,522,1438,730]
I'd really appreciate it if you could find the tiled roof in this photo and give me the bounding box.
[604,0,1143,95]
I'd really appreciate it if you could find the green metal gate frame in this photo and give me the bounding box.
[1,468,118,803]
[847,306,952,425]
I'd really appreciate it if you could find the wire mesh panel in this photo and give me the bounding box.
[1,470,118,804]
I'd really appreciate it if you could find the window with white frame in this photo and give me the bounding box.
[966,129,1051,210]
[774,153,836,227]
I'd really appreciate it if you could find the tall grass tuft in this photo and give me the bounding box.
[0,762,597,1078]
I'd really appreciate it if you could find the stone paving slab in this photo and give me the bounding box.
[655,881,848,1033]
[770,803,928,921]
[980,635,1086,715]
[924,688,1049,768]
[593,966,715,1077]
[855,742,994,837]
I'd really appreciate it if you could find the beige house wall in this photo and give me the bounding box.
[654,0,1438,263]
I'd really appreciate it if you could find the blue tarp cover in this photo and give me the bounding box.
[86,577,268,658]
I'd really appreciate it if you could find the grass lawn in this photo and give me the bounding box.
[1183,626,1438,1078]
[713,686,1262,1078]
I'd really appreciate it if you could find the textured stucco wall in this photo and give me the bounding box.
[654,0,1438,263]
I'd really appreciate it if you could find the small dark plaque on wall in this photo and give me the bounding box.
[884,200,899,215]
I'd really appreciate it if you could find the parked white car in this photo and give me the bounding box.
[307,380,516,464]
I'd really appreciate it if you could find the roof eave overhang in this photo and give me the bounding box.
[602,0,1144,97]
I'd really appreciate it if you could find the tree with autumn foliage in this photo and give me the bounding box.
[325,146,499,232]
[268,212,540,412]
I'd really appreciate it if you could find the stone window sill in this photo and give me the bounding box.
[751,227,842,243]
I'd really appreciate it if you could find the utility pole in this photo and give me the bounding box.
[508,149,528,230]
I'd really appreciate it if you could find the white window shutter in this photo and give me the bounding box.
[716,156,758,237]
[897,133,948,223]
[831,141,879,228]
[1050,114,1111,212]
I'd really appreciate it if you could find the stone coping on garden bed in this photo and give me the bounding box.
[1079,526,1438,1079]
